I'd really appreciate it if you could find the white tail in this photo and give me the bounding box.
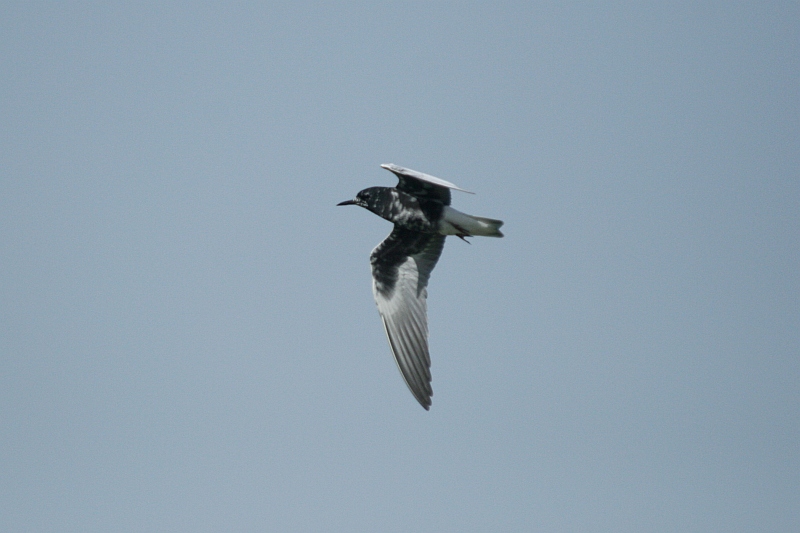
[440,206,504,238]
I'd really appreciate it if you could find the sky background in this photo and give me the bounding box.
[1,2,798,531]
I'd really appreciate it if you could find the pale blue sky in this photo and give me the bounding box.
[1,2,798,531]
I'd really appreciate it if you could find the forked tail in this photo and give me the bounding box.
[470,215,504,237]
[441,206,504,238]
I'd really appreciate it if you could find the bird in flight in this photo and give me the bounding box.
[338,164,503,410]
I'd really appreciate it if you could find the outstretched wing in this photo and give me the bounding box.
[381,163,474,206]
[370,226,446,410]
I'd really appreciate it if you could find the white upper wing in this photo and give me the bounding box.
[381,163,474,194]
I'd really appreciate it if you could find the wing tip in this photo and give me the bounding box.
[411,387,433,411]
[413,391,432,410]
[379,315,434,411]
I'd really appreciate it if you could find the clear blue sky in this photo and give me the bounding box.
[2,2,798,531]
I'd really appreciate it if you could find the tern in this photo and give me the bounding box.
[338,164,503,410]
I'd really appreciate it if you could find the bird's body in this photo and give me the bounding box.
[338,164,503,410]
[351,186,503,238]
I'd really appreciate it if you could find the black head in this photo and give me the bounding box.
[337,187,387,212]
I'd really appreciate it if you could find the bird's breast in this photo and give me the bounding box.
[379,190,442,233]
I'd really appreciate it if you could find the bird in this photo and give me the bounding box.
[338,164,503,410]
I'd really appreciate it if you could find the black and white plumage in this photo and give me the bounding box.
[338,164,503,410]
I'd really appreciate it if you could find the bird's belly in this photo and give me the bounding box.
[393,211,436,232]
